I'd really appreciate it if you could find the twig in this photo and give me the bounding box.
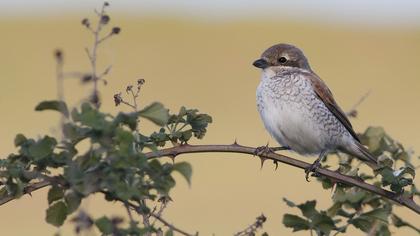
[346,90,371,118]
[150,212,196,236]
[83,2,116,108]
[89,4,105,104]
[151,197,170,225]
[0,144,419,214]
[140,199,151,236]
[120,200,195,236]
[54,50,66,139]
[234,214,267,236]
[120,100,137,110]
[124,202,135,226]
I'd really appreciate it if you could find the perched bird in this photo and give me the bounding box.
[253,43,377,180]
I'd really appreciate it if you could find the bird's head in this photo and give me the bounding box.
[253,43,311,71]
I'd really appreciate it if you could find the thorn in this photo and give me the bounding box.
[169,155,175,163]
[260,157,266,169]
[233,138,238,146]
[273,160,278,170]
[330,182,337,197]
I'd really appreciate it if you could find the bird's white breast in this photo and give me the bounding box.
[256,69,331,155]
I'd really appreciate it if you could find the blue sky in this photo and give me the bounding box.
[1,0,420,26]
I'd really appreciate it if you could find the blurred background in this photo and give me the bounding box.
[0,0,419,235]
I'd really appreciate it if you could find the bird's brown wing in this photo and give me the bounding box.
[307,73,360,142]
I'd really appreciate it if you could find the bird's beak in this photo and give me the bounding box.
[253,58,269,69]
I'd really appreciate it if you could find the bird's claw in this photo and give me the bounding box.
[305,161,321,182]
[254,144,274,157]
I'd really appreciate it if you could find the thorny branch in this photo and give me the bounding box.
[1,144,419,215]
[144,144,420,214]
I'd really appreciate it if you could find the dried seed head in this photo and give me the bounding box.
[126,85,133,93]
[54,49,63,63]
[113,93,122,106]
[158,195,173,203]
[137,79,145,85]
[100,15,110,25]
[81,18,90,28]
[81,74,93,83]
[90,92,100,107]
[111,27,121,35]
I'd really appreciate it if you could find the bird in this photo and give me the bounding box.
[252,43,377,180]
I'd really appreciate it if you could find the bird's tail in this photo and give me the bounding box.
[346,141,379,170]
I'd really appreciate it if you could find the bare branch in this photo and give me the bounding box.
[139,199,151,236]
[0,144,419,214]
[144,144,420,214]
[124,202,135,227]
[151,197,170,225]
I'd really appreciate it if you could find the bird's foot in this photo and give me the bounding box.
[254,144,289,156]
[305,159,322,182]
[254,144,272,156]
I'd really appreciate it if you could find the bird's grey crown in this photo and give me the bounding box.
[260,43,312,71]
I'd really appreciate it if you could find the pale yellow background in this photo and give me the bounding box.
[0,14,419,236]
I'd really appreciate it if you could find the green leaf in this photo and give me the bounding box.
[172,162,193,186]
[114,112,139,130]
[187,112,212,139]
[48,185,64,204]
[28,136,57,160]
[283,197,296,207]
[395,166,415,178]
[378,155,393,168]
[351,218,373,232]
[327,202,342,217]
[283,214,310,232]
[391,214,420,233]
[165,230,174,236]
[95,216,113,234]
[14,134,27,147]
[35,100,69,118]
[62,123,90,144]
[180,130,192,142]
[46,201,68,227]
[351,208,390,233]
[65,191,82,214]
[71,103,107,130]
[297,200,318,219]
[139,102,169,126]
[311,213,336,234]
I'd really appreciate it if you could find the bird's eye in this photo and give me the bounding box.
[278,57,287,63]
